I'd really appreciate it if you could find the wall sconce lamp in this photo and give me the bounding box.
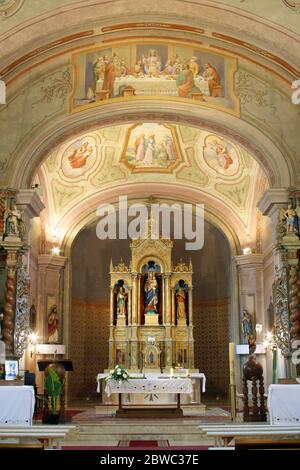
[28,331,38,358]
[242,247,252,255]
[51,246,61,256]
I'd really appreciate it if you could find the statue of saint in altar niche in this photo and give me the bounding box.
[144,271,159,315]
[116,286,127,317]
[176,285,187,320]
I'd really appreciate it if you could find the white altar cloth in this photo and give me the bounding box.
[105,377,193,398]
[97,372,206,394]
[268,384,300,425]
[0,386,35,426]
[96,76,210,97]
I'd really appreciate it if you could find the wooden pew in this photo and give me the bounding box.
[199,424,300,448]
[0,425,76,449]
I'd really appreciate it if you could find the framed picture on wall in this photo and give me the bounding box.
[46,295,59,344]
[5,360,18,380]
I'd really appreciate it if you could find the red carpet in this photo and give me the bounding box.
[128,440,160,447]
[63,445,210,450]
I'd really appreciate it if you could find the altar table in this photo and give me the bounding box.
[0,385,35,425]
[268,384,300,426]
[105,377,193,418]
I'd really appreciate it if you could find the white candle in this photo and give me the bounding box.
[170,367,174,377]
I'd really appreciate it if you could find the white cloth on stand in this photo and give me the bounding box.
[0,386,35,426]
[268,384,300,425]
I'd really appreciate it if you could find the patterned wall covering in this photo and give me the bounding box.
[194,299,229,396]
[68,299,109,402]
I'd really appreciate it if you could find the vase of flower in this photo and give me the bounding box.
[106,365,129,383]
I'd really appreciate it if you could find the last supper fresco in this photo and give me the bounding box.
[70,40,239,114]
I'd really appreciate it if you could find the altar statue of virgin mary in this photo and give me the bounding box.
[144,271,159,315]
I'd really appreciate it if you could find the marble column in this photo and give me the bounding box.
[16,189,45,247]
[37,254,68,343]
[234,254,264,333]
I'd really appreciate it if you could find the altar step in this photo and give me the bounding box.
[65,419,215,445]
[95,403,206,416]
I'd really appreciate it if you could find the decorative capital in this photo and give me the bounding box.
[111,258,130,273]
[234,253,264,268]
[257,188,290,216]
[16,189,45,219]
[173,259,192,272]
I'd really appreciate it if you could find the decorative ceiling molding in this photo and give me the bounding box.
[0,0,24,19]
[282,1,300,13]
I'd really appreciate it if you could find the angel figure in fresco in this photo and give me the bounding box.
[68,141,93,169]
[203,62,222,96]
[176,286,187,320]
[144,271,159,314]
[213,140,234,170]
[47,304,59,344]
[241,309,253,341]
[116,286,127,317]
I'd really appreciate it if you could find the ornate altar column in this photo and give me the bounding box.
[171,287,175,325]
[1,245,24,356]
[188,285,193,326]
[109,286,114,326]
[258,188,300,378]
[127,287,132,325]
[131,273,138,325]
[165,273,171,325]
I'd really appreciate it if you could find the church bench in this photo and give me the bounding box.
[235,437,300,450]
[199,425,300,447]
[0,425,76,449]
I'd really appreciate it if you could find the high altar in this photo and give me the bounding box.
[102,226,204,408]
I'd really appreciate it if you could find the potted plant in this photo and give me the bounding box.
[43,364,65,424]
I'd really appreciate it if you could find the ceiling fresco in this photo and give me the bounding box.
[37,122,267,235]
[69,40,239,115]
